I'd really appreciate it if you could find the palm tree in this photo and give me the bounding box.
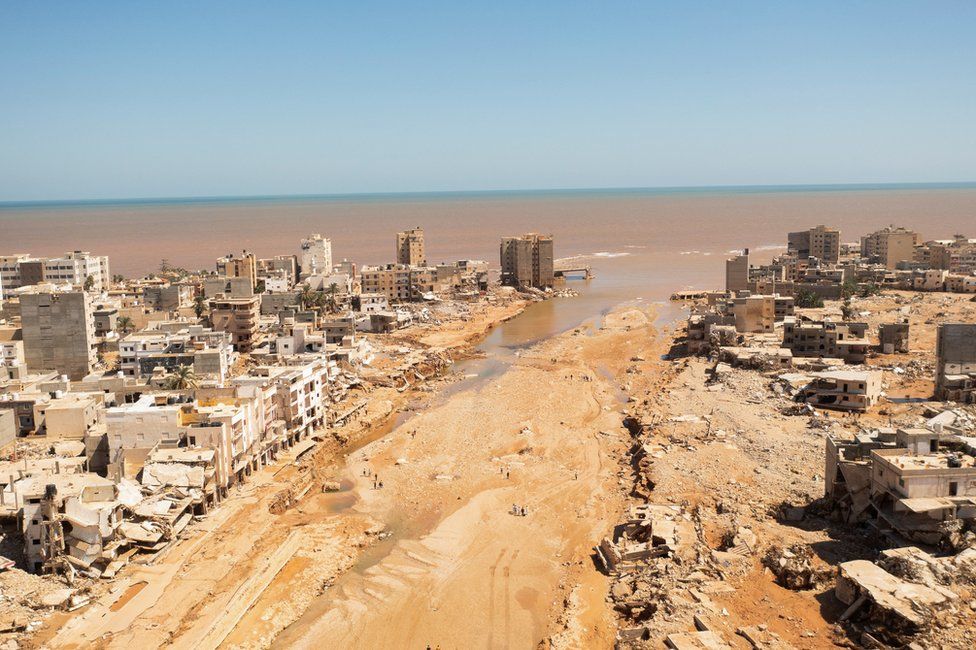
[324,283,340,314]
[116,316,134,335]
[298,283,317,310]
[193,295,208,319]
[166,365,198,390]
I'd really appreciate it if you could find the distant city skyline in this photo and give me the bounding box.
[2,1,975,201]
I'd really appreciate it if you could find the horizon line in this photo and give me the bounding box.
[3,180,976,208]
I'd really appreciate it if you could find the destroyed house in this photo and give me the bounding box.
[17,473,122,574]
[878,321,910,354]
[685,312,736,354]
[141,445,218,515]
[801,370,880,411]
[827,428,976,546]
[730,294,775,333]
[782,317,870,363]
[870,442,976,546]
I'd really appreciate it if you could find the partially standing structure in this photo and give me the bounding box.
[500,234,554,289]
[935,324,976,403]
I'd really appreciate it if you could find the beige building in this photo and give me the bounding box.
[788,225,840,263]
[33,394,101,440]
[860,226,919,269]
[725,250,749,293]
[826,427,976,545]
[802,370,881,411]
[0,409,14,450]
[360,264,438,303]
[396,227,426,266]
[20,288,97,380]
[500,233,554,289]
[209,296,262,353]
[17,472,122,573]
[143,284,193,311]
[782,317,870,364]
[215,250,257,290]
[730,294,775,333]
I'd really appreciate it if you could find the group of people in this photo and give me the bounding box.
[363,467,383,489]
[511,503,529,517]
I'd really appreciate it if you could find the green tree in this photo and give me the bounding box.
[83,275,95,291]
[840,279,858,300]
[841,296,856,321]
[115,316,135,335]
[193,295,208,319]
[858,283,883,298]
[794,288,824,308]
[165,365,198,390]
[111,274,126,285]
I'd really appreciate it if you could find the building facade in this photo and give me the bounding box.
[500,234,554,289]
[860,226,919,270]
[300,234,333,279]
[0,251,111,293]
[396,227,427,266]
[788,225,840,263]
[20,289,97,380]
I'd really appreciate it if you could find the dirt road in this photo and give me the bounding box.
[269,308,658,649]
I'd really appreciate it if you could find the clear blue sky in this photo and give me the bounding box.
[1,1,975,201]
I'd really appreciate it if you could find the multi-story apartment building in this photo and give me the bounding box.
[787,225,840,263]
[860,226,919,269]
[916,235,976,274]
[0,251,111,293]
[118,325,234,380]
[300,234,333,279]
[725,250,749,293]
[782,317,870,363]
[257,255,298,287]
[500,233,555,289]
[209,296,262,353]
[396,227,427,266]
[20,288,97,380]
[360,264,438,303]
[215,250,257,290]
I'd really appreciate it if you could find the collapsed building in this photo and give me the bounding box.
[798,370,881,412]
[826,427,976,547]
[17,473,124,575]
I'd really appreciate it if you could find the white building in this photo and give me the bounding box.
[0,252,110,293]
[358,293,390,314]
[118,325,234,381]
[300,234,332,279]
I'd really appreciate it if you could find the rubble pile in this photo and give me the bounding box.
[762,544,833,590]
